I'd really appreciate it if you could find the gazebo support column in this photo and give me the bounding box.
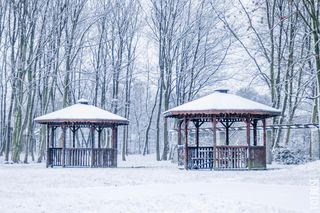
[184,117,189,170]
[225,120,229,145]
[51,127,55,148]
[97,127,102,148]
[46,125,50,168]
[90,126,95,168]
[177,120,183,167]
[212,118,217,170]
[62,126,66,168]
[193,120,204,158]
[263,119,267,146]
[263,119,267,169]
[71,126,76,148]
[177,120,183,146]
[112,126,118,167]
[253,119,258,146]
[50,126,55,168]
[194,121,200,157]
[246,118,251,169]
[220,120,233,145]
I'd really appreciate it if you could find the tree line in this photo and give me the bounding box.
[0,0,319,163]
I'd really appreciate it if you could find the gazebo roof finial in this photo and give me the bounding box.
[77,98,89,105]
[214,88,229,94]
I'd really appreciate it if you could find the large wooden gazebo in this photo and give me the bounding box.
[35,99,129,168]
[164,89,280,170]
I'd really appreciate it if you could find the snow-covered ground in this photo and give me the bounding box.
[0,155,319,213]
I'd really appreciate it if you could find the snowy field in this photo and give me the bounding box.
[0,155,319,213]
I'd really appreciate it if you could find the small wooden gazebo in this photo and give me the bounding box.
[34,99,129,168]
[164,89,280,170]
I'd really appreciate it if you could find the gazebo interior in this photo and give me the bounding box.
[35,99,128,168]
[164,89,280,170]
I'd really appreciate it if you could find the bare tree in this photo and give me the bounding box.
[149,0,230,160]
[213,0,317,150]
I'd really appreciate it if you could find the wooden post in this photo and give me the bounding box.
[72,126,76,148]
[225,120,229,145]
[253,119,258,146]
[112,126,118,167]
[262,119,267,147]
[98,127,102,149]
[177,120,182,145]
[184,117,189,170]
[91,126,95,168]
[51,127,55,148]
[46,125,50,168]
[263,119,267,169]
[62,126,66,168]
[195,121,200,157]
[212,118,217,170]
[177,120,183,167]
[246,118,251,169]
[50,126,55,168]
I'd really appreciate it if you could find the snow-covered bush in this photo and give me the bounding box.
[273,144,309,165]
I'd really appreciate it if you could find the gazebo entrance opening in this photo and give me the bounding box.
[176,117,267,170]
[46,123,118,168]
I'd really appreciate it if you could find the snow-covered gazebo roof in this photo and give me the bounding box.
[34,99,128,126]
[164,90,281,118]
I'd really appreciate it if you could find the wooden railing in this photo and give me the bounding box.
[64,148,92,167]
[214,146,248,170]
[91,148,116,168]
[49,148,116,168]
[187,147,213,169]
[186,146,251,170]
[49,148,62,166]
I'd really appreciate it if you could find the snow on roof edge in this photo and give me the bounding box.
[34,103,129,124]
[163,92,281,117]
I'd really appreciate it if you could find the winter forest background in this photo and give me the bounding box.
[0,0,319,164]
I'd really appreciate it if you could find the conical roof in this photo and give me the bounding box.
[34,100,128,125]
[164,90,280,118]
